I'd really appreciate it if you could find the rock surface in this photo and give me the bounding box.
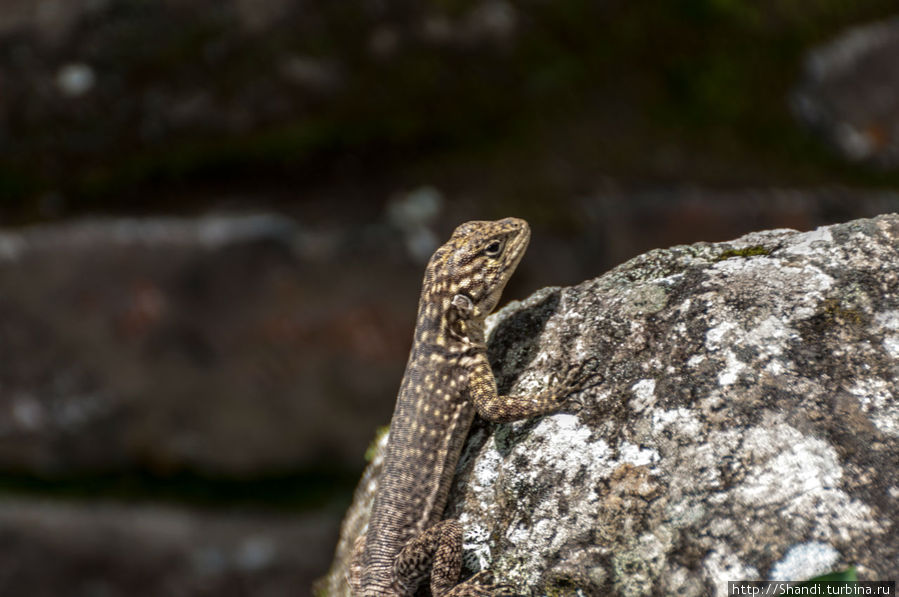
[321,214,899,595]
[793,16,899,168]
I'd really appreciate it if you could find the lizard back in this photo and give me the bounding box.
[359,217,531,595]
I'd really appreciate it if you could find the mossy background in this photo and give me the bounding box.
[2,0,898,222]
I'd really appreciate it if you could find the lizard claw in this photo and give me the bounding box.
[562,393,585,414]
[555,357,602,411]
[446,570,519,596]
[492,582,520,596]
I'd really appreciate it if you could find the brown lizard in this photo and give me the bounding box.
[349,217,594,596]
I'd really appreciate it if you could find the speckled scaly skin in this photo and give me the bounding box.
[349,218,591,596]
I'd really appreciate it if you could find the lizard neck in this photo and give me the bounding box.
[413,290,486,354]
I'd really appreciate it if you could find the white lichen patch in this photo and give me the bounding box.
[652,408,702,438]
[704,549,760,597]
[873,310,899,331]
[467,434,504,496]
[764,359,788,376]
[884,335,899,359]
[776,263,835,296]
[733,423,881,540]
[705,321,739,352]
[705,313,802,386]
[847,378,899,437]
[769,542,840,581]
[479,414,661,588]
[872,310,899,360]
[704,257,835,321]
[782,225,834,257]
[736,425,838,506]
[708,313,797,357]
[513,414,612,485]
[630,379,657,412]
[618,442,660,467]
[458,516,494,572]
[666,428,743,499]
[687,354,706,368]
[717,350,747,386]
[745,316,796,357]
[665,498,706,530]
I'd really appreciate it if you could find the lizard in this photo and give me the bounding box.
[348,217,595,597]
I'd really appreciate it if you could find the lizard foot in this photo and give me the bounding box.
[552,356,603,412]
[441,570,518,597]
[346,534,365,594]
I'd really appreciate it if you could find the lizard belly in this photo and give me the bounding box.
[361,359,475,594]
[353,217,534,596]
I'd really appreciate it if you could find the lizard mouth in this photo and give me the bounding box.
[506,224,531,265]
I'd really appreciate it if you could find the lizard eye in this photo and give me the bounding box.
[483,239,504,257]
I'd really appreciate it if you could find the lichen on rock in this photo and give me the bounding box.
[321,214,899,596]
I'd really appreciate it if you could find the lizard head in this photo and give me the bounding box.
[424,217,530,323]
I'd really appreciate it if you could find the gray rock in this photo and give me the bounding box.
[321,214,899,595]
[793,17,899,167]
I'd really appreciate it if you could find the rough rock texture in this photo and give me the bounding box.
[0,497,335,597]
[793,16,899,168]
[321,214,899,596]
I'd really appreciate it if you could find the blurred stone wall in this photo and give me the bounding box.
[1,1,899,595]
[1,185,898,594]
[0,214,414,476]
[3,0,899,221]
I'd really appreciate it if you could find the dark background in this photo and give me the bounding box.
[1,1,898,595]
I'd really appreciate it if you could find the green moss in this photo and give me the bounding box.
[820,297,864,326]
[365,425,390,463]
[714,245,771,261]
[799,567,858,583]
[544,572,596,597]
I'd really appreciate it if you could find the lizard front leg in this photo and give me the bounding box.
[468,354,598,423]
